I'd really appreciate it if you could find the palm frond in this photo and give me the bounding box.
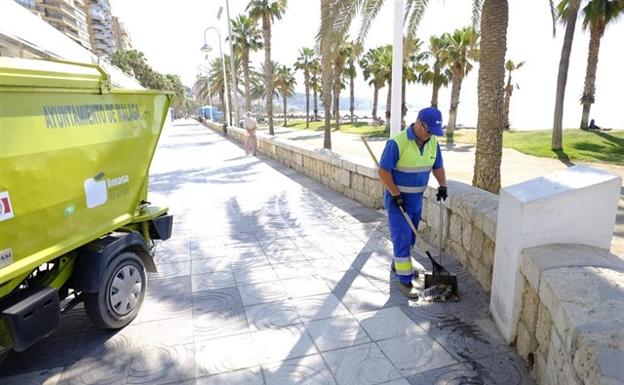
[358,0,385,42]
[472,0,483,30]
[405,0,429,39]
[549,0,557,36]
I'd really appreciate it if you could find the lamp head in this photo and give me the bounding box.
[200,43,212,54]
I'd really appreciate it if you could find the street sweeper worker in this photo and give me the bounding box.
[378,106,448,299]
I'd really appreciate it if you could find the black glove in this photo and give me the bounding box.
[436,186,448,201]
[391,193,406,211]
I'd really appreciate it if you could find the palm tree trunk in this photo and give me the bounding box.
[385,81,392,130]
[304,70,310,128]
[503,73,513,129]
[313,87,318,121]
[447,70,463,137]
[321,0,332,149]
[283,97,287,126]
[431,79,440,107]
[350,71,355,124]
[472,0,508,194]
[372,85,379,120]
[333,71,341,130]
[263,14,274,135]
[243,50,251,113]
[580,24,602,129]
[552,0,581,149]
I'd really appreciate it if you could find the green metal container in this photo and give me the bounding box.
[0,57,172,296]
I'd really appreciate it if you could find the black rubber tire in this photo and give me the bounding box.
[84,251,146,329]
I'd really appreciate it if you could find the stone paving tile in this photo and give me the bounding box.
[239,281,289,306]
[322,342,402,385]
[251,324,318,365]
[354,307,424,341]
[233,265,280,285]
[192,286,243,313]
[263,354,337,385]
[191,270,236,291]
[194,333,259,377]
[0,367,63,385]
[126,344,195,385]
[281,276,331,298]
[195,367,265,385]
[291,293,352,322]
[193,306,250,341]
[245,300,301,331]
[306,315,371,352]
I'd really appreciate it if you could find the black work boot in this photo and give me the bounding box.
[398,281,419,299]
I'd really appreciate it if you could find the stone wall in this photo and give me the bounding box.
[204,122,498,291]
[516,244,624,385]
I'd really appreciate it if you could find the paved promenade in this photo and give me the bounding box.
[264,125,623,257]
[0,121,533,385]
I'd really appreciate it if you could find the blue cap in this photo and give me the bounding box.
[417,107,444,136]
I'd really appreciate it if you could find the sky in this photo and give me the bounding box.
[109,0,624,130]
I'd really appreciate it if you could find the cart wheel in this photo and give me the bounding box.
[84,252,146,329]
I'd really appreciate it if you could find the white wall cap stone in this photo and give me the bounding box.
[356,164,378,179]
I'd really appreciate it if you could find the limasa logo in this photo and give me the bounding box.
[0,191,14,222]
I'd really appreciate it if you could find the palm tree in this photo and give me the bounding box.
[320,0,333,149]
[230,14,263,114]
[444,26,480,138]
[578,0,624,129]
[293,47,315,128]
[503,59,525,129]
[552,0,582,150]
[331,37,351,129]
[274,64,297,126]
[343,40,363,124]
[360,46,388,122]
[370,45,394,129]
[472,0,508,193]
[247,0,288,136]
[309,58,321,121]
[402,37,427,124]
[419,35,451,107]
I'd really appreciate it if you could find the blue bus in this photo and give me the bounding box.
[197,105,224,122]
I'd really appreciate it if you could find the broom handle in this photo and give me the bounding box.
[439,198,444,264]
[360,136,426,247]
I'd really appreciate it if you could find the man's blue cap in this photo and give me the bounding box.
[417,107,444,136]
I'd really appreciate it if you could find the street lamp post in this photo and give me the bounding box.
[202,27,230,126]
[197,65,214,120]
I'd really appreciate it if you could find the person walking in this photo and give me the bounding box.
[378,107,448,298]
[244,111,257,156]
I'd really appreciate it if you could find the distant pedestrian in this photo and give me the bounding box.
[589,119,601,130]
[378,107,448,298]
[244,112,257,156]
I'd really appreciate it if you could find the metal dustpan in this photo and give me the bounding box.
[423,199,458,301]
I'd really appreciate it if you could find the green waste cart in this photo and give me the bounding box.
[0,57,173,360]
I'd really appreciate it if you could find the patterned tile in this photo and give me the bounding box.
[58,354,131,385]
[127,344,194,385]
[291,293,351,322]
[0,368,62,385]
[233,265,280,285]
[195,333,258,376]
[151,261,191,280]
[195,367,264,385]
[354,307,424,341]
[192,287,244,313]
[263,354,337,385]
[306,315,371,352]
[377,331,458,376]
[321,343,402,385]
[245,300,301,331]
[281,276,331,298]
[191,257,232,274]
[252,325,318,364]
[193,307,250,341]
[191,271,236,291]
[239,281,289,306]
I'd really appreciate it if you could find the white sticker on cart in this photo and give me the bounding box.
[0,191,14,222]
[84,175,108,208]
[0,248,12,269]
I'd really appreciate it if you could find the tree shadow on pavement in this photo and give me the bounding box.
[552,149,575,167]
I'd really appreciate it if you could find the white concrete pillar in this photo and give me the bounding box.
[390,0,403,137]
[490,165,621,343]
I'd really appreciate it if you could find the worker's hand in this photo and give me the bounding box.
[436,186,448,201]
[391,193,406,211]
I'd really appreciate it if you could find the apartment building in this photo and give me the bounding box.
[112,16,132,51]
[37,0,92,50]
[87,0,116,57]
